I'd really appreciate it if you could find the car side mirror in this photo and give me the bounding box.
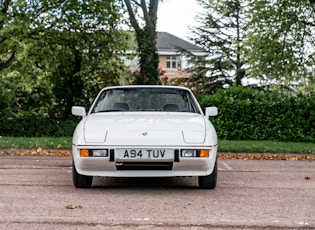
[205,107,218,118]
[72,106,86,118]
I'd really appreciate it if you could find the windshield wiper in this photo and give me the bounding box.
[94,109,127,113]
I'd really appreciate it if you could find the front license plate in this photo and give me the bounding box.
[117,149,172,160]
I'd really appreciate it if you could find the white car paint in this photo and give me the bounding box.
[71,85,218,189]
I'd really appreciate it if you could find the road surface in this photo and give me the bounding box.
[0,156,314,229]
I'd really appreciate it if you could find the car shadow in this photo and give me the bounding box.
[91,176,200,190]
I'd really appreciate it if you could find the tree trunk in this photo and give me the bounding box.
[124,0,160,85]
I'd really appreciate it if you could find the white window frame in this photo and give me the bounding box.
[166,55,181,69]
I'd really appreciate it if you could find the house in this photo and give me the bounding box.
[157,32,206,79]
[124,32,206,82]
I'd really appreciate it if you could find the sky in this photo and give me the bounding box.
[157,0,203,42]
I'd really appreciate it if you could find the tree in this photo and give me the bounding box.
[0,0,59,114]
[1,0,25,71]
[243,0,315,89]
[182,0,248,93]
[45,29,129,117]
[0,0,129,116]
[40,0,129,117]
[123,0,160,84]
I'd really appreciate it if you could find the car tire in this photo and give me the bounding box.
[72,161,93,188]
[198,160,217,189]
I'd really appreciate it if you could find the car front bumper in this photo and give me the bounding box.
[72,145,218,177]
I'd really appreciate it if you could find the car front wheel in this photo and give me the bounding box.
[72,161,93,188]
[198,160,217,189]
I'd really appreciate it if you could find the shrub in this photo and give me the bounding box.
[0,116,79,137]
[199,86,315,142]
[1,86,314,142]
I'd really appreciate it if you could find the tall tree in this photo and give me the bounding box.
[190,0,246,88]
[40,0,129,117]
[243,0,315,88]
[124,0,159,84]
[0,0,129,116]
[183,0,248,93]
[1,0,25,71]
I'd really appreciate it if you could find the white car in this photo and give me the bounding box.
[71,85,218,189]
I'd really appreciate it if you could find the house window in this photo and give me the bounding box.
[166,55,181,69]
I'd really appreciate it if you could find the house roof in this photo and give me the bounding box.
[157,32,205,55]
[125,31,206,56]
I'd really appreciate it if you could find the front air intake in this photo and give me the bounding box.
[116,162,173,170]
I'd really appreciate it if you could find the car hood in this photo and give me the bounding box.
[83,113,209,145]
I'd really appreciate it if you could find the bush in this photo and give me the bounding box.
[1,86,314,142]
[0,116,79,137]
[199,86,315,142]
[0,84,14,116]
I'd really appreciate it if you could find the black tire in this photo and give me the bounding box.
[198,160,217,189]
[72,162,93,188]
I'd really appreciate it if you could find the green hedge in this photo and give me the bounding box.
[1,86,314,142]
[199,86,315,142]
[0,116,79,137]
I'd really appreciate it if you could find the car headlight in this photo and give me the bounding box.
[181,149,209,158]
[80,149,108,157]
[181,149,197,157]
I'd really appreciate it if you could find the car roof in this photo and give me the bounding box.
[100,85,193,94]
[102,85,191,91]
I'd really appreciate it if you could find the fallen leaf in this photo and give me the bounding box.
[218,154,315,161]
[65,205,82,209]
[0,150,313,161]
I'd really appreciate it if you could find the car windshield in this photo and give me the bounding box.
[91,87,201,114]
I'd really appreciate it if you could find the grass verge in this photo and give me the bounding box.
[0,136,72,150]
[219,140,315,154]
[0,137,314,154]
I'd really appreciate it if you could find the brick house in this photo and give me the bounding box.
[157,32,206,80]
[123,32,206,83]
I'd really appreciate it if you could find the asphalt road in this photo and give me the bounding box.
[0,156,314,230]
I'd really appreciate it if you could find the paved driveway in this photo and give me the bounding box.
[0,156,314,229]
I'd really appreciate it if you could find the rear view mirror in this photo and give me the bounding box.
[72,106,86,118]
[205,107,218,118]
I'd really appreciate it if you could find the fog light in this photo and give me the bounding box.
[181,150,197,157]
[91,149,108,157]
[80,149,89,157]
[200,149,209,157]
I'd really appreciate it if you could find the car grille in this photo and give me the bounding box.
[116,162,173,170]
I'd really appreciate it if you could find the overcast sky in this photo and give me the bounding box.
[157,0,203,41]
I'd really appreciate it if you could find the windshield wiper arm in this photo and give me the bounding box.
[94,109,126,113]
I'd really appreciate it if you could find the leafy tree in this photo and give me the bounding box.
[0,0,63,114]
[0,0,129,117]
[243,0,315,89]
[0,0,24,71]
[0,0,63,72]
[44,29,129,118]
[40,0,129,117]
[181,0,248,93]
[124,0,160,84]
[0,78,14,115]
